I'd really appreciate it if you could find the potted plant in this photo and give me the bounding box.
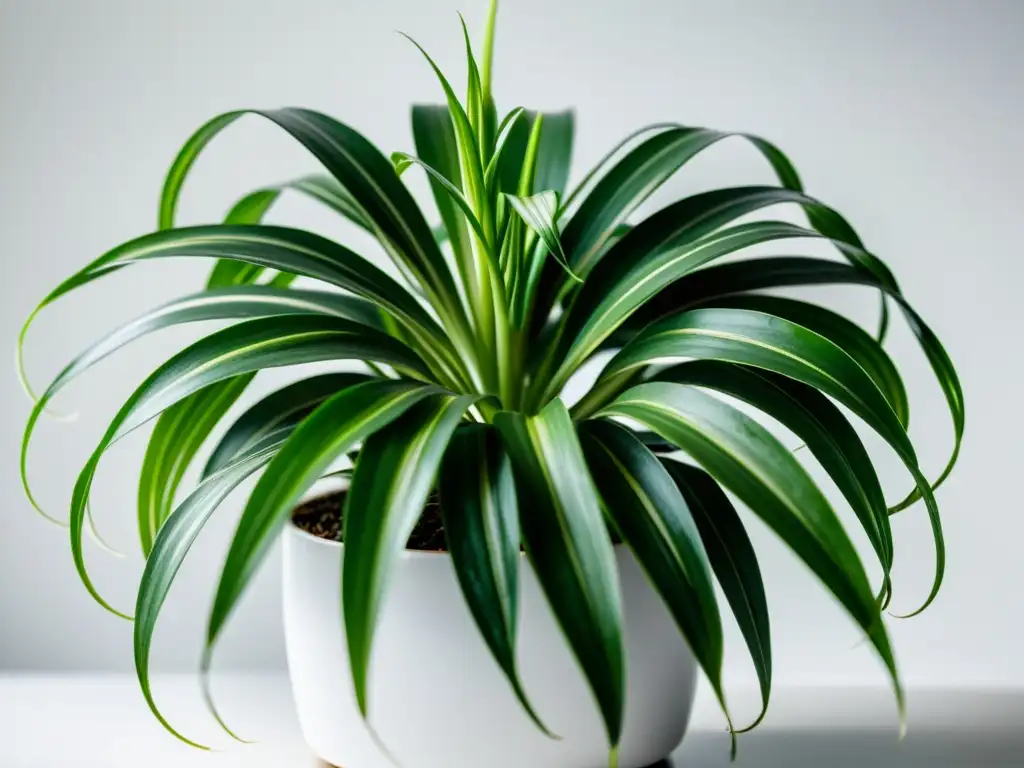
[19,2,964,767]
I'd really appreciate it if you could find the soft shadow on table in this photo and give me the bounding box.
[318,728,1022,768]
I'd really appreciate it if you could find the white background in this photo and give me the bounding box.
[1,0,1020,699]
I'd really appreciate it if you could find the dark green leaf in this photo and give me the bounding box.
[660,460,771,732]
[655,361,893,601]
[205,380,442,659]
[617,255,963,516]
[47,316,427,614]
[412,105,475,266]
[135,430,287,748]
[603,306,940,613]
[203,373,372,479]
[579,421,731,739]
[598,382,903,721]
[439,425,552,735]
[343,394,479,717]
[494,400,624,750]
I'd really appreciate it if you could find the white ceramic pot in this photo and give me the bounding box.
[283,501,698,768]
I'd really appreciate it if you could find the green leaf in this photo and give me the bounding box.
[391,151,489,248]
[598,382,903,722]
[138,377,252,556]
[157,108,465,326]
[202,373,371,480]
[205,380,442,660]
[534,127,889,339]
[494,399,625,750]
[135,430,287,748]
[660,460,771,732]
[531,110,575,197]
[21,223,468,389]
[204,175,374,287]
[495,110,574,196]
[602,306,941,613]
[438,425,552,735]
[703,294,908,430]
[505,191,581,282]
[655,361,893,603]
[48,316,427,615]
[412,104,476,268]
[617,255,963,515]
[343,394,479,717]
[42,285,384,410]
[578,420,732,742]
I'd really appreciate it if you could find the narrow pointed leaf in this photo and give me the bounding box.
[494,400,625,749]
[579,420,732,736]
[47,316,426,614]
[708,295,908,429]
[597,382,903,720]
[506,191,580,282]
[343,394,479,717]
[660,460,771,732]
[157,108,464,321]
[135,431,287,748]
[203,373,372,479]
[412,105,475,265]
[439,425,552,735]
[602,306,941,612]
[655,361,892,594]
[613,255,963,503]
[206,381,442,654]
[204,175,374,287]
[391,151,489,247]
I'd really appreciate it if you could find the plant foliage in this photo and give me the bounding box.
[19,1,963,760]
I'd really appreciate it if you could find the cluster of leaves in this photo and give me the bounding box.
[19,2,962,762]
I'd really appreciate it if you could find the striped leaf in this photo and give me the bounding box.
[45,316,427,615]
[579,420,733,747]
[597,382,903,723]
[412,105,475,266]
[202,373,371,480]
[610,255,963,502]
[343,394,480,717]
[506,191,580,282]
[494,400,625,751]
[204,175,373,287]
[392,151,489,248]
[135,430,288,748]
[439,425,551,735]
[655,361,893,602]
[660,460,771,732]
[157,108,465,325]
[205,381,443,663]
[602,306,941,613]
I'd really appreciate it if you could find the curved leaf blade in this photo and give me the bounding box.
[598,382,903,722]
[135,431,287,748]
[659,460,771,732]
[45,316,426,614]
[202,373,371,480]
[205,380,442,657]
[438,425,553,735]
[603,306,941,612]
[343,394,479,717]
[655,361,893,601]
[494,400,625,750]
[579,421,732,741]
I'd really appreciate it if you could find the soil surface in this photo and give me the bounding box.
[292,490,448,552]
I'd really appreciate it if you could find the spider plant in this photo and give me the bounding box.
[19,1,963,761]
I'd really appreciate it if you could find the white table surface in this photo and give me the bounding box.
[1,675,1021,767]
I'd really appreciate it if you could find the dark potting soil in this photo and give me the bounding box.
[292,490,448,552]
